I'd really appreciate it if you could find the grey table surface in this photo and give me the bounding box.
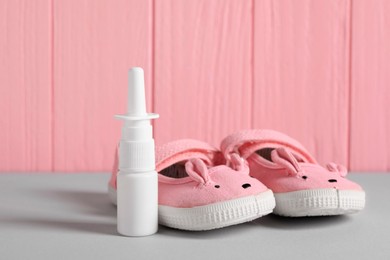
[0,173,389,260]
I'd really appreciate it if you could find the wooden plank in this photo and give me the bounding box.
[253,0,351,166]
[350,0,390,171]
[54,0,152,171]
[153,0,253,147]
[0,0,52,171]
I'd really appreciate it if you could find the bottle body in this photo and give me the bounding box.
[117,170,158,236]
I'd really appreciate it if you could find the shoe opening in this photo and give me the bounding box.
[255,148,275,161]
[159,162,189,179]
[255,148,305,163]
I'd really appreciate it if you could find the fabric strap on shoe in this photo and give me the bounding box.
[221,129,317,164]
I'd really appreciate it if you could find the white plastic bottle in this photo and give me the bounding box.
[115,67,159,236]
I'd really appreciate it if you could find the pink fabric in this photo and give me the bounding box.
[326,162,348,177]
[221,129,317,163]
[110,139,269,208]
[221,130,363,193]
[271,148,303,176]
[248,156,362,193]
[158,163,267,208]
[185,158,211,184]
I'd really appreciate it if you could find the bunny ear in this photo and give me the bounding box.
[271,147,302,176]
[229,153,250,174]
[185,158,210,184]
[327,163,348,177]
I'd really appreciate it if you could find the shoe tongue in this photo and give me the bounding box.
[270,147,302,175]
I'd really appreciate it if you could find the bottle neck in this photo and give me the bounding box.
[121,120,152,141]
[118,119,156,172]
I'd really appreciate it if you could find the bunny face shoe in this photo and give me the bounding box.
[221,130,365,217]
[109,139,275,230]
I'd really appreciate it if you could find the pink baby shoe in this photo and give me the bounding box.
[221,129,365,217]
[109,139,275,231]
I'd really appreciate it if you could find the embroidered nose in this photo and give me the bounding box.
[242,183,251,189]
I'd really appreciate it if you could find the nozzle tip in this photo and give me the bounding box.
[127,67,146,116]
[130,67,143,73]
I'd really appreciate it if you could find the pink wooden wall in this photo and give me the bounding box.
[0,0,389,172]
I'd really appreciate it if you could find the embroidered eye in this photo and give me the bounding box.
[242,183,251,189]
[214,185,220,188]
[302,176,308,180]
[328,179,337,183]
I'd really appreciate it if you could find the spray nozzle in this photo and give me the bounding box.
[115,67,159,121]
[127,67,147,116]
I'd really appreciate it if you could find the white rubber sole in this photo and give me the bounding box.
[273,189,365,217]
[108,185,275,231]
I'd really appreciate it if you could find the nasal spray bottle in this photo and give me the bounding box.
[116,67,159,236]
